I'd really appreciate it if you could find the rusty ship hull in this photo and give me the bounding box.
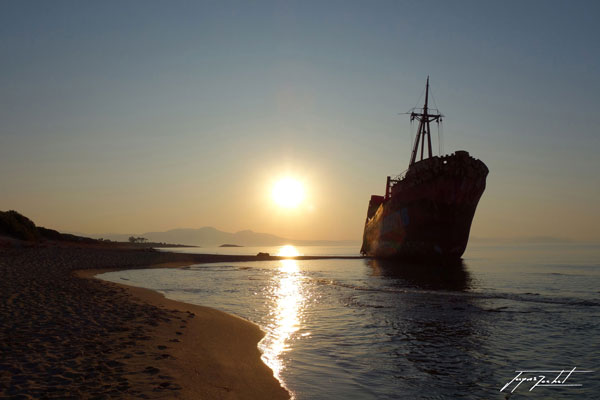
[361,151,488,261]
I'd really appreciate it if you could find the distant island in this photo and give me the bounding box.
[219,244,243,247]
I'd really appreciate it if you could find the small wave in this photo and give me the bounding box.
[482,306,533,314]
[313,278,600,308]
[477,292,600,307]
[314,278,410,294]
[187,264,239,271]
[483,306,508,312]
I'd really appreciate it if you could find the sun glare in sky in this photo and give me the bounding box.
[272,178,305,209]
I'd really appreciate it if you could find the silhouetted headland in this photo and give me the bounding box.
[0,210,194,249]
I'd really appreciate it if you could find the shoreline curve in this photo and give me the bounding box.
[77,266,290,400]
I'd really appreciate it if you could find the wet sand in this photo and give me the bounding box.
[0,243,292,399]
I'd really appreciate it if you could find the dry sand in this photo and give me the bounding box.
[0,243,290,399]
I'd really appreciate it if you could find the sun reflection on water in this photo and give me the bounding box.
[259,246,308,394]
[277,244,301,258]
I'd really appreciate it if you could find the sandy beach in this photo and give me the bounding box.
[0,243,291,399]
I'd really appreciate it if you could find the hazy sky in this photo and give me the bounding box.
[1,1,599,241]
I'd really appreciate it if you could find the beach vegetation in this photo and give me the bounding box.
[128,236,149,244]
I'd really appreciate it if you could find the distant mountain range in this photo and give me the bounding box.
[85,227,359,247]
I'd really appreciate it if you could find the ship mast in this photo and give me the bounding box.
[409,77,442,166]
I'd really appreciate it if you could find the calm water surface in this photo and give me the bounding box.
[99,244,600,399]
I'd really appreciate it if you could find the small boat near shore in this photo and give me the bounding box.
[361,78,488,261]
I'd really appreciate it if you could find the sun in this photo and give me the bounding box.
[272,178,305,208]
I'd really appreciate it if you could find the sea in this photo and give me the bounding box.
[98,243,600,399]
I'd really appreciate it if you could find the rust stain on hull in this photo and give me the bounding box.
[361,152,488,261]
